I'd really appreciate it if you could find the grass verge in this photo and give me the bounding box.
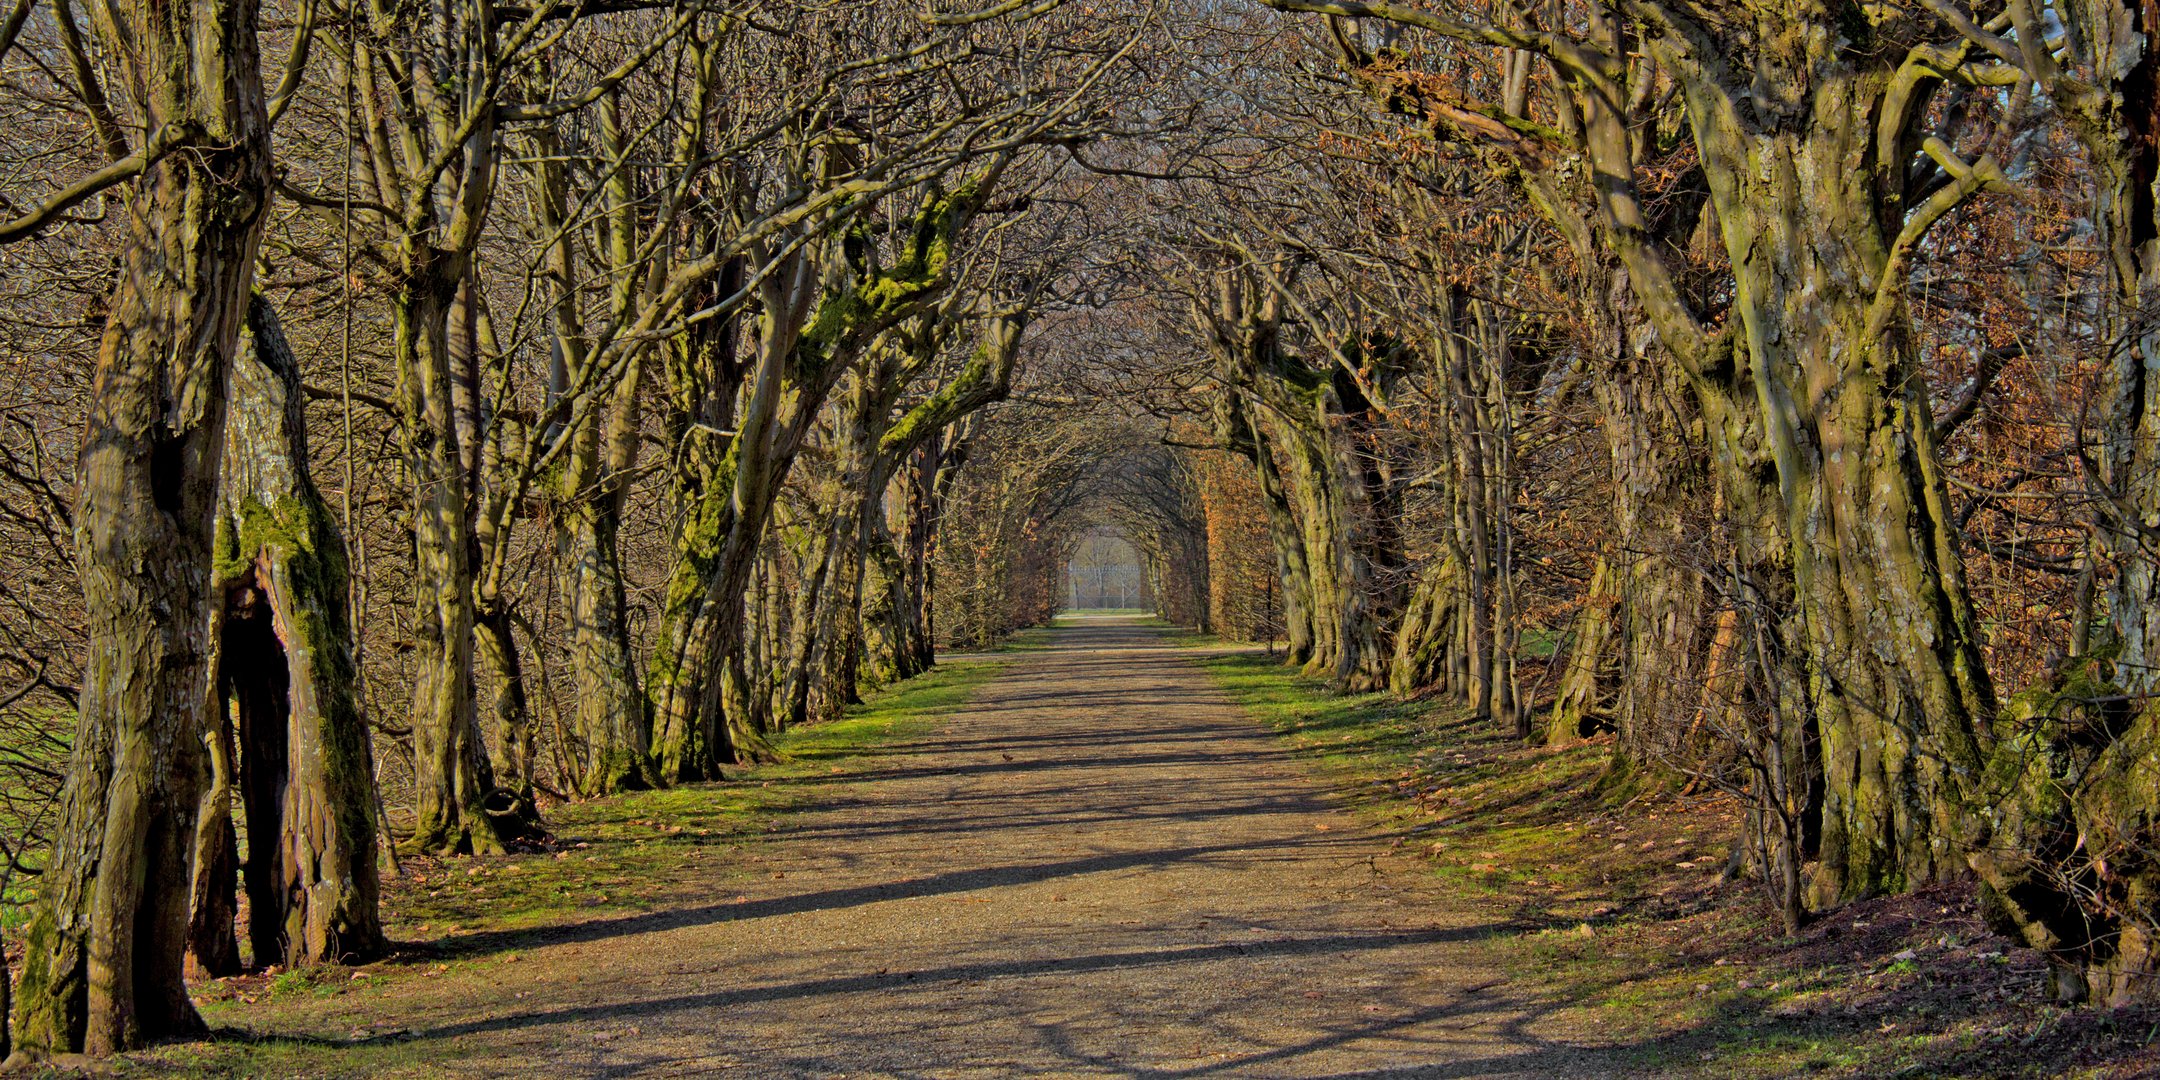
[69,656,1005,1079]
[1189,644,2160,1080]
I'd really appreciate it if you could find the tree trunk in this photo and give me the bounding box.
[555,373,653,795]
[1678,80,1995,905]
[1547,557,1616,743]
[213,298,387,968]
[7,0,270,1050]
[1390,552,1463,693]
[1963,0,2160,1002]
[396,261,507,857]
[472,609,543,833]
[777,503,839,731]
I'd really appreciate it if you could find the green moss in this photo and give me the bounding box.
[791,180,976,382]
[9,903,76,1058]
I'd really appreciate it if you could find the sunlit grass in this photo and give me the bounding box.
[146,657,1005,1076]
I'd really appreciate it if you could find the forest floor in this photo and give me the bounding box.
[28,614,2160,1078]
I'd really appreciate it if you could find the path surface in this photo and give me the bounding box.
[292,617,1602,1077]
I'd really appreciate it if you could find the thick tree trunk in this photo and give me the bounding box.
[212,298,387,968]
[1964,0,2160,1002]
[1547,557,1616,743]
[650,308,803,777]
[8,0,270,1050]
[1390,552,1463,693]
[1679,81,1995,905]
[860,508,912,686]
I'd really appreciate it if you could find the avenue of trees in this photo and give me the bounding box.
[3,0,2160,1061]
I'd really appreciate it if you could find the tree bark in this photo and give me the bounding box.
[9,0,271,1051]
[184,713,240,977]
[397,261,508,857]
[1962,0,2160,1002]
[212,298,387,968]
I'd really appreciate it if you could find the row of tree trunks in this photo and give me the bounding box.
[1263,0,2005,931]
[1199,272,1397,689]
[786,311,1028,724]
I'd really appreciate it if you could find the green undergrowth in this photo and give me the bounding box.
[92,657,1005,1079]
[1187,644,2160,1079]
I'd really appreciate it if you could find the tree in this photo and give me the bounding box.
[9,0,274,1049]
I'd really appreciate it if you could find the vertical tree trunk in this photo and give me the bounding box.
[1677,85,1995,905]
[213,298,387,968]
[472,610,542,829]
[397,263,507,856]
[1964,1,2160,1001]
[542,104,654,798]
[554,360,653,794]
[777,507,838,730]
[8,0,270,1050]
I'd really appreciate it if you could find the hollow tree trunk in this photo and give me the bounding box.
[7,0,270,1050]
[212,298,386,968]
[184,712,241,977]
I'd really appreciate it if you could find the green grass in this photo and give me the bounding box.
[1184,641,2160,1078]
[372,656,1004,941]
[116,657,1007,1078]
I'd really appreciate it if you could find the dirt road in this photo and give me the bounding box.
[229,616,1601,1077]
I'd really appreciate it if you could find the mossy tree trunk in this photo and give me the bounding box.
[650,170,1006,774]
[8,0,270,1050]
[777,469,842,730]
[1549,291,1717,756]
[1689,99,1997,906]
[211,298,386,969]
[787,309,1025,725]
[1198,273,1391,685]
[396,259,510,856]
[1961,0,2160,1002]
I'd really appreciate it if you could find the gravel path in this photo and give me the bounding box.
[273,616,1606,1077]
